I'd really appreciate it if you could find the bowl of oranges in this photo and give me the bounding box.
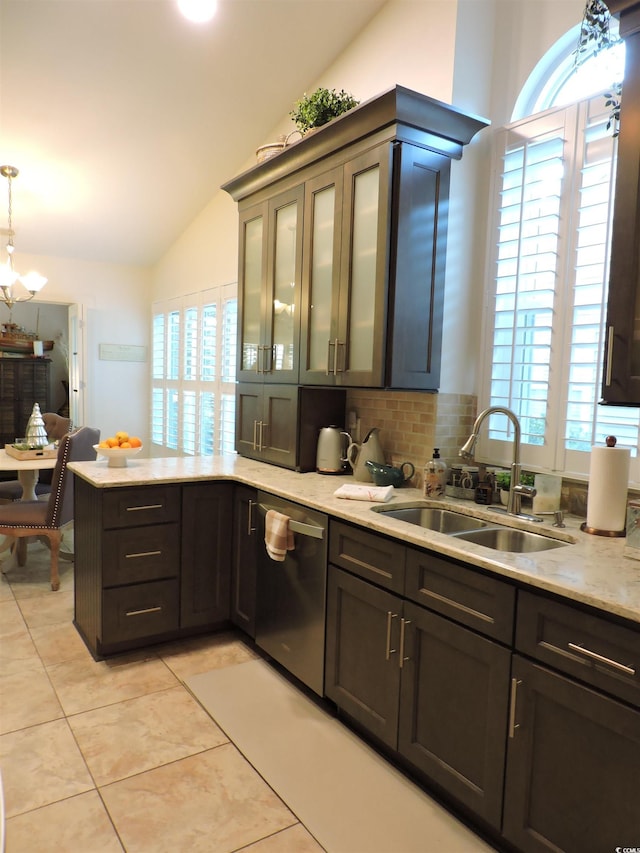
[94,432,143,468]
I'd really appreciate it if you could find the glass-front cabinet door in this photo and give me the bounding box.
[265,186,303,383]
[237,187,303,384]
[337,145,390,386]
[299,168,343,383]
[300,145,390,386]
[237,202,267,382]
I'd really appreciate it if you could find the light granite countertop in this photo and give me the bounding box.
[69,454,640,626]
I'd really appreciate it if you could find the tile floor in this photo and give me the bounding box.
[1,543,323,853]
[0,541,492,853]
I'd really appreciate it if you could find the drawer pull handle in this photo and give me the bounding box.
[509,678,521,738]
[125,606,162,617]
[568,642,636,676]
[385,611,397,660]
[125,550,162,559]
[126,504,163,512]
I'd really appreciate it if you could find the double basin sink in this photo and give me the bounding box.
[372,502,569,553]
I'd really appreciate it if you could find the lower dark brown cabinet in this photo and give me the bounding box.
[325,565,511,829]
[181,483,232,629]
[398,601,510,829]
[503,655,640,852]
[325,566,401,747]
[230,485,258,637]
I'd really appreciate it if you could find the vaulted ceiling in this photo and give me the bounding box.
[0,0,386,266]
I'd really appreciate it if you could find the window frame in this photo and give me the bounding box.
[151,283,237,457]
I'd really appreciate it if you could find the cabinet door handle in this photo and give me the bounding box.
[326,340,335,375]
[568,642,636,676]
[327,339,340,375]
[336,340,346,373]
[399,618,411,668]
[259,421,268,451]
[125,550,162,559]
[247,499,256,535]
[125,606,162,617]
[605,325,614,387]
[126,504,163,512]
[509,677,521,738]
[252,420,258,450]
[385,611,398,659]
[260,344,269,374]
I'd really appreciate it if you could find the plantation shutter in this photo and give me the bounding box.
[479,96,640,480]
[151,284,237,456]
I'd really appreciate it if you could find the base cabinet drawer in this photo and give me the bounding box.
[102,487,181,529]
[405,547,515,644]
[102,524,180,587]
[329,520,405,593]
[102,580,179,644]
[516,590,640,707]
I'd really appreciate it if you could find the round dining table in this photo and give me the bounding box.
[0,447,58,501]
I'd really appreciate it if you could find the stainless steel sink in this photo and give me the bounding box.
[450,526,567,553]
[373,501,570,553]
[372,503,488,533]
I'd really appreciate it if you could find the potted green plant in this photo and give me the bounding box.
[290,88,359,135]
[495,471,535,504]
[574,0,622,135]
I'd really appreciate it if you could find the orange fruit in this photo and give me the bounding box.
[120,441,132,448]
[99,440,110,449]
[129,436,142,448]
[106,436,119,448]
[115,430,129,443]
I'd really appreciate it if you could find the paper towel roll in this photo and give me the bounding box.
[586,445,630,533]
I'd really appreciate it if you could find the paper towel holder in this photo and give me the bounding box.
[580,435,627,537]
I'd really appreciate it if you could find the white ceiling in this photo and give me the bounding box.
[0,0,386,267]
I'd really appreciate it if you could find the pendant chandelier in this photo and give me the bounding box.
[0,165,47,310]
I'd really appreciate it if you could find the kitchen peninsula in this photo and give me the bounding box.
[69,454,639,852]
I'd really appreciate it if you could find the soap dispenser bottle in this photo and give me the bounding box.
[424,448,447,499]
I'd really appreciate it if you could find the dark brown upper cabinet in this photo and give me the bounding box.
[223,85,488,391]
[601,1,640,404]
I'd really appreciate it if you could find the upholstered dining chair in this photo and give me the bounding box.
[0,413,73,503]
[0,426,99,590]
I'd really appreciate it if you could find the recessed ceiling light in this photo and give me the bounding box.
[177,0,217,24]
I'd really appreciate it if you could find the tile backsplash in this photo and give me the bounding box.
[344,389,476,489]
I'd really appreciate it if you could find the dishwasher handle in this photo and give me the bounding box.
[258,503,325,539]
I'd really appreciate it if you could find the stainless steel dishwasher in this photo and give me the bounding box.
[256,491,328,696]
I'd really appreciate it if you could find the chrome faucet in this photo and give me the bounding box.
[459,406,536,518]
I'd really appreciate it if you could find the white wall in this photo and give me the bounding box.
[14,251,152,445]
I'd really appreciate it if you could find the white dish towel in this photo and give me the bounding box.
[333,484,395,502]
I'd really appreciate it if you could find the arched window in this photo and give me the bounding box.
[477,24,638,484]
